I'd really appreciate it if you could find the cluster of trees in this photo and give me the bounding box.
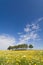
[7,44,33,50]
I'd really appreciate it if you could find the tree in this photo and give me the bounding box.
[17,44,28,50]
[29,44,33,49]
[7,44,28,50]
[7,46,12,50]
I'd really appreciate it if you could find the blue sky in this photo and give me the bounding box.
[0,0,43,50]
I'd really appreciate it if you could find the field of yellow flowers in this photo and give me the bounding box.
[0,50,43,65]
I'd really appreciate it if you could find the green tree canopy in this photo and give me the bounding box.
[29,44,33,49]
[7,44,28,50]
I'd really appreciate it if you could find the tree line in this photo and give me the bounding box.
[7,44,33,50]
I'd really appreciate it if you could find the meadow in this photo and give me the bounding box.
[0,50,43,65]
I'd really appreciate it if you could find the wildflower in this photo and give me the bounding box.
[22,55,26,58]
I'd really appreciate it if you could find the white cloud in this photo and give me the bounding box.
[37,17,43,22]
[24,27,31,32]
[24,23,40,33]
[0,34,16,50]
[19,31,39,44]
[24,24,31,32]
[32,24,39,30]
[35,17,43,24]
[18,21,40,44]
[18,32,22,35]
[29,31,39,40]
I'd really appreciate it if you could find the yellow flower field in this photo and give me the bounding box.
[0,50,43,65]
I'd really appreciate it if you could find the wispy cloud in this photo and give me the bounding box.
[35,17,43,24]
[24,25,31,32]
[18,18,41,45]
[18,31,39,44]
[32,24,40,30]
[18,32,22,35]
[0,34,16,50]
